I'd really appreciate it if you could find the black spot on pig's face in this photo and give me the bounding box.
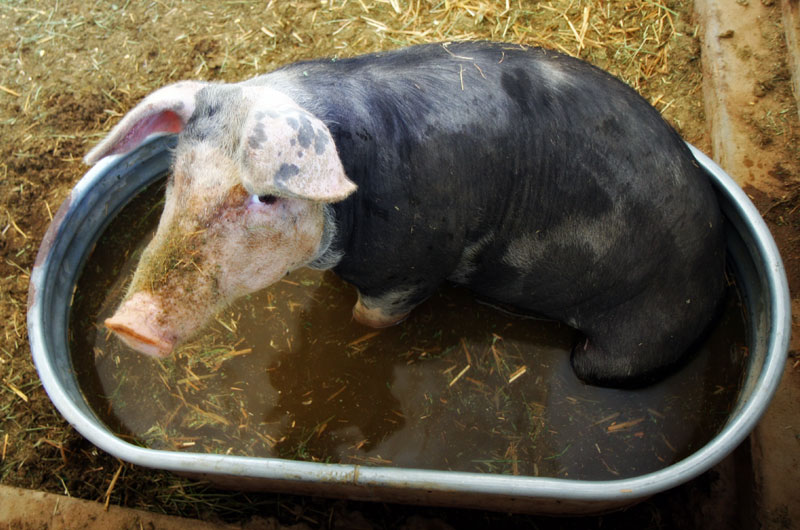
[283,111,329,154]
[183,85,245,150]
[296,116,314,148]
[314,129,329,154]
[247,122,267,149]
[202,104,218,118]
[274,163,300,186]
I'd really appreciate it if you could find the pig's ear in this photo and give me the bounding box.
[84,81,206,165]
[240,103,357,203]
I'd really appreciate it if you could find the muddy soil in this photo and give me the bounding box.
[1,0,798,528]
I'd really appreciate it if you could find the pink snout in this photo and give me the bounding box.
[104,292,176,358]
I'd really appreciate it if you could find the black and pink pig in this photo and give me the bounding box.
[85,42,725,388]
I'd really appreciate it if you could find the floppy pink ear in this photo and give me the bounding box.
[84,81,206,165]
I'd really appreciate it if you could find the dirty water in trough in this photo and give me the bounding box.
[69,179,749,481]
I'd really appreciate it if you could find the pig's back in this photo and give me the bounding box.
[250,42,723,324]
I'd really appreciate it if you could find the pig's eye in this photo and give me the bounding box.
[250,194,278,206]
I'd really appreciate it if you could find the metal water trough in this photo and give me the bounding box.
[27,134,791,514]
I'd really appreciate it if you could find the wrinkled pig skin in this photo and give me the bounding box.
[86,42,725,388]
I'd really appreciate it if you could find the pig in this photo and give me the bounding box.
[85,41,725,388]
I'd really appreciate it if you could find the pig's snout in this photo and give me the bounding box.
[104,292,176,358]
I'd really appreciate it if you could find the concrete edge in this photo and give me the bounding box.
[0,484,238,530]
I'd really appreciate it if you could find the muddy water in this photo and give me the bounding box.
[70,182,748,479]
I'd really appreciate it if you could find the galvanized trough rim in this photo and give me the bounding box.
[27,135,791,505]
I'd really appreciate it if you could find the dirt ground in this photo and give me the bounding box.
[1,0,798,528]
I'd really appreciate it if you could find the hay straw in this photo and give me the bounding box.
[448,364,471,387]
[103,461,125,511]
[5,210,28,239]
[606,417,645,433]
[507,366,527,384]
[3,379,28,403]
[0,86,20,97]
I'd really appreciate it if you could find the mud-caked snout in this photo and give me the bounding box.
[104,291,177,358]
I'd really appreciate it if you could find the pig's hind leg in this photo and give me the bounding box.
[352,285,432,328]
[568,286,720,388]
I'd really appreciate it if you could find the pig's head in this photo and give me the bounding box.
[85,82,356,357]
